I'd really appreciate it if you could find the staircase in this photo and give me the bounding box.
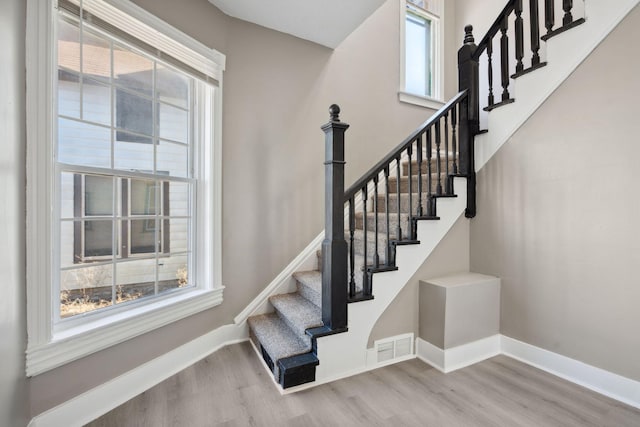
[245,0,637,390]
[248,151,458,387]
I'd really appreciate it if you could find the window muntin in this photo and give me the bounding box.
[56,12,197,320]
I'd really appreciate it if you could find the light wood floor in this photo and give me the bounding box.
[87,341,640,426]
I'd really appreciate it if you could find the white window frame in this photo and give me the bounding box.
[399,0,445,109]
[25,0,225,376]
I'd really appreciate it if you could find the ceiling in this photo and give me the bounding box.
[207,0,387,48]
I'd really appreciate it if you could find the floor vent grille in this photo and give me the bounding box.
[375,333,414,364]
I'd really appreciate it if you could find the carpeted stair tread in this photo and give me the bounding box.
[402,158,457,176]
[293,270,322,308]
[349,230,390,265]
[354,212,410,239]
[248,313,311,379]
[373,192,433,214]
[387,174,447,194]
[270,293,323,338]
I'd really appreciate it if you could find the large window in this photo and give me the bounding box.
[26,0,224,376]
[399,0,444,108]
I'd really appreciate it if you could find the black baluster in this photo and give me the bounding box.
[444,113,451,194]
[562,0,573,25]
[361,186,369,297]
[530,0,541,66]
[348,197,355,299]
[407,144,414,239]
[395,157,402,240]
[487,37,495,108]
[500,14,511,102]
[515,0,524,74]
[435,120,442,195]
[416,136,423,217]
[373,175,380,269]
[384,166,391,266]
[452,107,458,175]
[426,128,435,216]
[545,0,555,36]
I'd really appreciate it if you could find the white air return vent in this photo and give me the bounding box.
[375,333,415,364]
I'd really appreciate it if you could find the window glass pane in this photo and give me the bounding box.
[130,179,158,216]
[157,141,189,178]
[157,64,189,109]
[82,29,111,82]
[60,172,76,219]
[115,258,156,302]
[168,181,190,217]
[58,18,81,73]
[113,43,154,94]
[159,253,189,294]
[60,265,114,318]
[405,13,432,97]
[114,135,154,172]
[58,70,81,119]
[167,218,189,253]
[60,221,76,268]
[58,118,111,168]
[130,219,158,254]
[116,89,154,137]
[85,175,113,216]
[83,78,111,125]
[159,103,189,144]
[84,219,113,257]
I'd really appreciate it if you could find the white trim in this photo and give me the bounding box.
[398,91,445,109]
[27,287,224,376]
[416,335,501,373]
[415,335,640,410]
[28,323,247,427]
[233,231,325,324]
[78,0,225,78]
[26,0,226,376]
[501,336,640,410]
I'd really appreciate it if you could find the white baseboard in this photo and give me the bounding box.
[416,335,501,373]
[29,323,248,427]
[501,336,640,410]
[416,334,640,410]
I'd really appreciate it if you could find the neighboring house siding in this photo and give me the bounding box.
[58,80,189,291]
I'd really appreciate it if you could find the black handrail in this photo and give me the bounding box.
[344,90,468,202]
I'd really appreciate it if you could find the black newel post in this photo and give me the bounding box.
[320,105,349,332]
[458,25,479,218]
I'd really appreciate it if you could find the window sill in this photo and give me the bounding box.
[398,91,445,110]
[26,286,224,377]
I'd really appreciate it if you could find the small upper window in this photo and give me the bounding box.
[400,0,444,108]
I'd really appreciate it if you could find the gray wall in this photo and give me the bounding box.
[0,0,29,426]
[471,5,640,382]
[28,0,459,416]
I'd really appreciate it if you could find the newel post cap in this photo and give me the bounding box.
[464,25,475,44]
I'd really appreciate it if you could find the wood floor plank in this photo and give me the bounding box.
[87,342,640,427]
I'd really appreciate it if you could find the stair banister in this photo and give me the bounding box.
[458,25,480,218]
[320,105,349,333]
